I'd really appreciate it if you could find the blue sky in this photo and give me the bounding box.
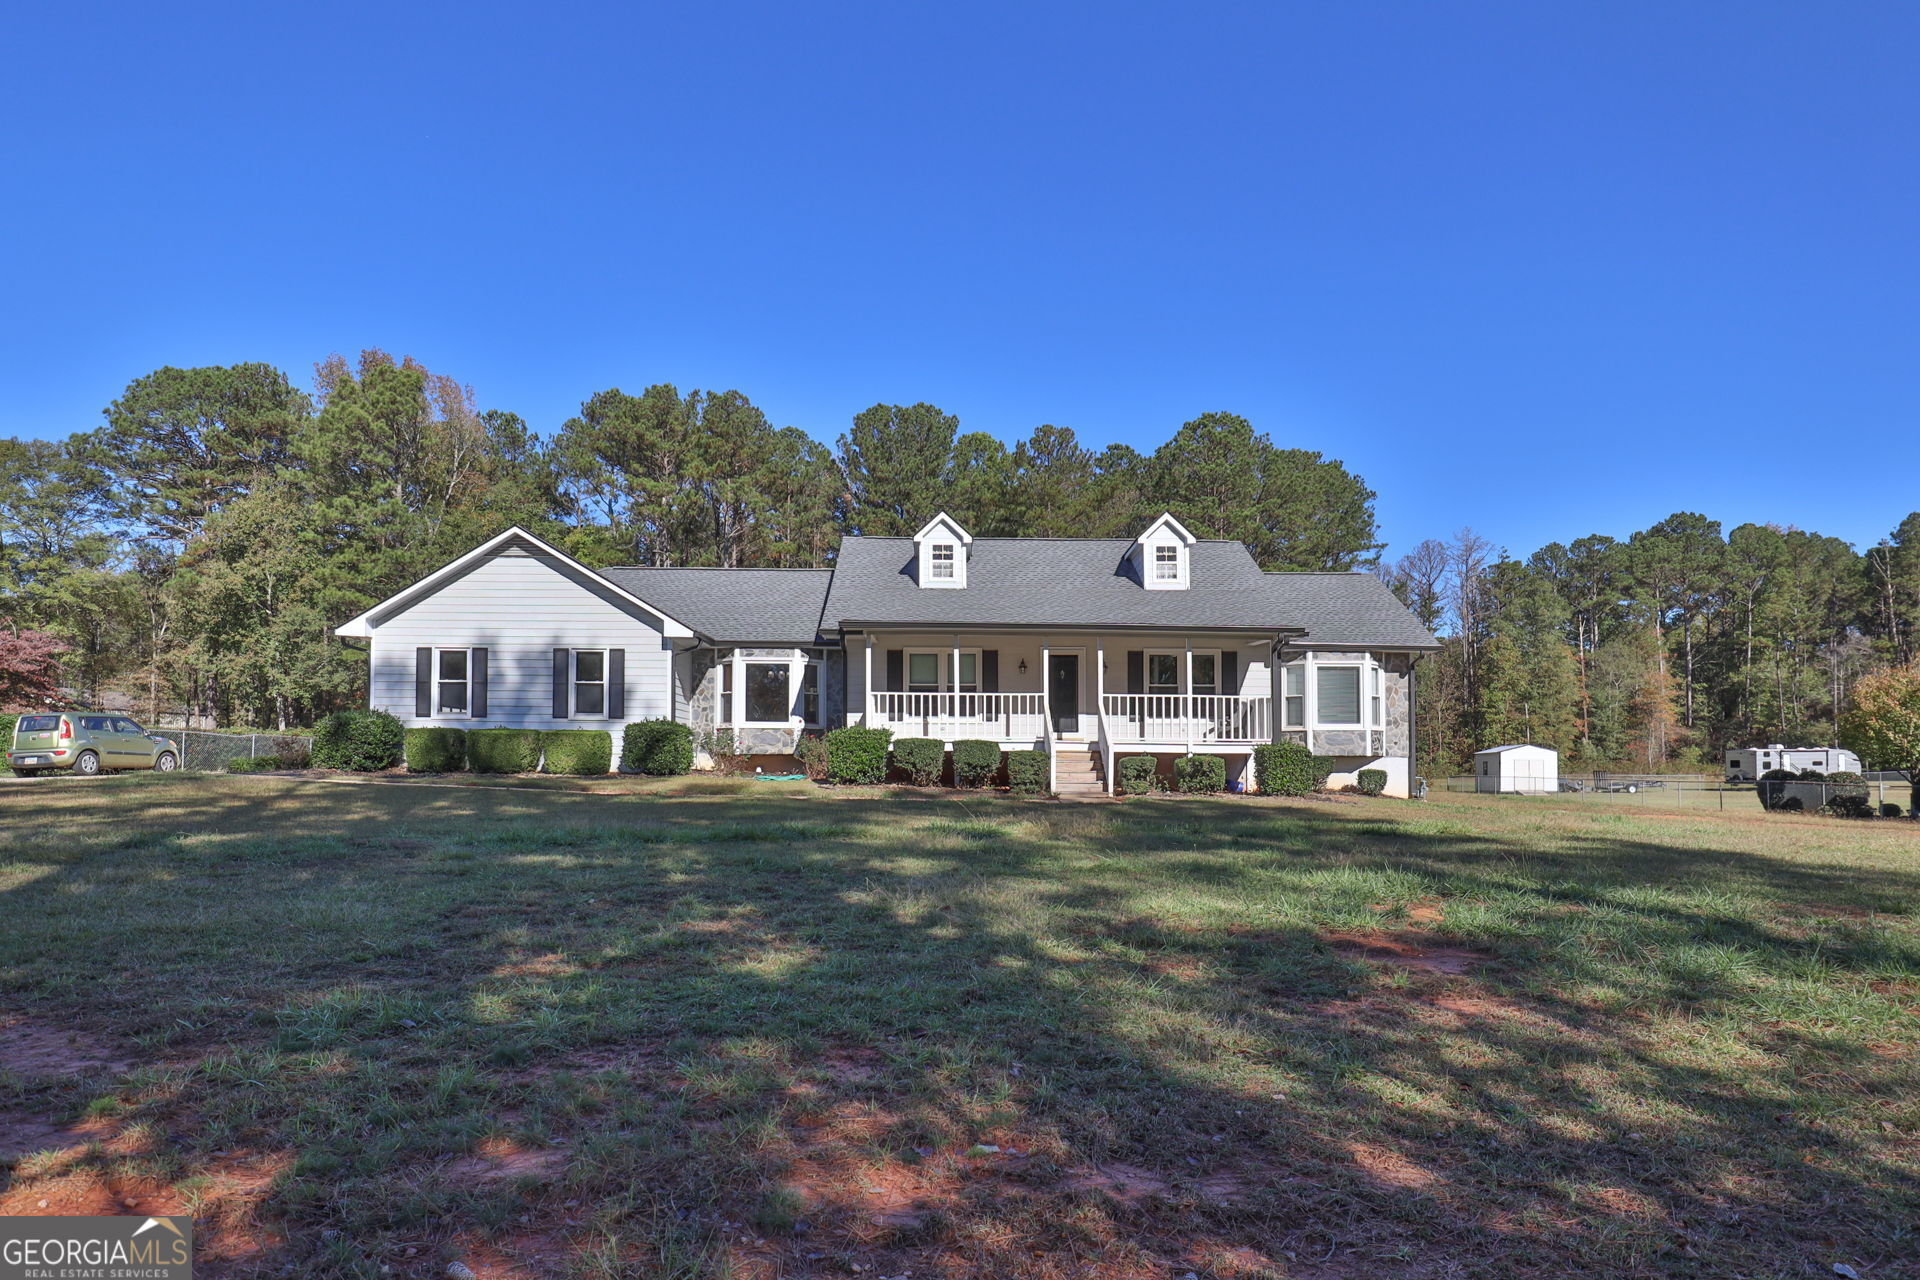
[3,2,1914,561]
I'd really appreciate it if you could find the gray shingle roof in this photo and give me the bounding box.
[593,539,1436,650]
[817,537,1438,647]
[597,567,833,645]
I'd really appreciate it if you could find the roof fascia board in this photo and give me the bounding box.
[333,525,697,639]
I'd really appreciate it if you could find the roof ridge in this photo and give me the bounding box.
[602,565,833,572]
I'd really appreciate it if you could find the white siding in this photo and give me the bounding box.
[366,551,674,732]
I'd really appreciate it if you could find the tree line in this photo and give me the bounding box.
[1379,513,1920,775]
[0,352,1380,728]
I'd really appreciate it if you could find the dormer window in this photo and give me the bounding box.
[913,512,971,588]
[1134,512,1194,590]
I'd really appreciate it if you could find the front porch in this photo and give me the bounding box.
[851,629,1282,792]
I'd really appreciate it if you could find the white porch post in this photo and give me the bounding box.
[1184,638,1194,756]
[952,635,961,732]
[1041,640,1051,720]
[1095,636,1105,714]
[862,635,873,727]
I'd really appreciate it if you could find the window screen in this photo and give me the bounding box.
[574,650,605,716]
[438,649,469,714]
[1283,666,1305,727]
[1316,667,1361,724]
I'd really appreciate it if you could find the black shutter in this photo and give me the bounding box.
[552,648,570,718]
[415,648,432,718]
[608,649,626,719]
[1220,651,1237,697]
[886,650,904,692]
[1126,651,1144,695]
[982,650,999,692]
[471,647,488,717]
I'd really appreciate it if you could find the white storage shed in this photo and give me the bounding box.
[1473,744,1559,794]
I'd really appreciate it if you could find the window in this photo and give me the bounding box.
[574,650,606,717]
[113,718,145,736]
[800,663,821,725]
[1154,544,1180,581]
[80,715,111,732]
[907,652,942,692]
[1190,653,1218,697]
[744,663,789,723]
[1316,666,1362,725]
[1283,666,1305,727]
[1146,653,1181,695]
[437,648,470,715]
[1370,667,1384,727]
[1144,651,1217,695]
[956,652,978,692]
[17,715,58,732]
[930,544,956,580]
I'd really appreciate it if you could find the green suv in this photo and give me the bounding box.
[9,713,182,777]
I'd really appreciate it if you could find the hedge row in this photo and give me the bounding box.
[1253,742,1337,796]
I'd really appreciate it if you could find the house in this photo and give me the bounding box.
[1472,744,1559,794]
[333,513,1439,795]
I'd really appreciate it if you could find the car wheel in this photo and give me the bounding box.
[155,752,179,772]
[74,751,102,777]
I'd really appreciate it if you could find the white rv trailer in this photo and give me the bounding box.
[1724,744,1862,782]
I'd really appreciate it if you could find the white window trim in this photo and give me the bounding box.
[799,660,823,727]
[723,650,810,729]
[1139,537,1189,589]
[1143,648,1220,695]
[1281,663,1306,729]
[572,648,609,719]
[436,646,473,718]
[905,648,983,692]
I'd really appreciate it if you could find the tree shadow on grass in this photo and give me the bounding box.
[2,780,1917,1278]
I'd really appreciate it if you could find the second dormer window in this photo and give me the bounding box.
[930,544,956,580]
[1153,545,1180,581]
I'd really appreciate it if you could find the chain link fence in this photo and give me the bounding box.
[168,730,312,773]
[1436,771,1915,817]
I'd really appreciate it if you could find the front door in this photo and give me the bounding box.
[1048,654,1080,735]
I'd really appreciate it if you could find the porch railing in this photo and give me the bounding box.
[865,691,1048,743]
[1100,694,1272,744]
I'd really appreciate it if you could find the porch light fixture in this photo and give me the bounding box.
[1017,659,1027,673]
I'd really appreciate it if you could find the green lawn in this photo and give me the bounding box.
[2,776,1917,1279]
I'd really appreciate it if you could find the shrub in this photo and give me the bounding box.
[1356,768,1389,796]
[1882,802,1905,818]
[892,737,944,786]
[1798,768,1826,781]
[951,740,1001,789]
[404,727,467,773]
[1822,770,1871,818]
[227,754,289,773]
[1117,755,1161,795]
[1254,741,1335,796]
[311,709,403,772]
[824,725,892,785]
[1176,754,1226,794]
[704,727,749,775]
[468,728,542,774]
[1756,767,1798,811]
[794,733,829,781]
[541,729,611,775]
[1006,749,1048,795]
[622,719,693,775]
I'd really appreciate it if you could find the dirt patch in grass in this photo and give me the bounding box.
[1345,1140,1443,1192]
[1322,930,1491,976]
[444,1136,569,1186]
[1056,1161,1173,1205]
[0,1015,136,1077]
[491,952,583,979]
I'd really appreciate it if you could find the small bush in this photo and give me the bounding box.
[1798,768,1826,781]
[1117,755,1161,795]
[311,709,403,772]
[622,719,693,775]
[1006,749,1048,795]
[541,729,611,775]
[1356,767,1388,796]
[1254,741,1335,796]
[892,737,944,786]
[468,728,542,774]
[1756,768,1797,810]
[794,733,829,781]
[404,727,467,772]
[1176,754,1227,794]
[825,725,892,785]
[1823,770,1871,818]
[951,740,1001,789]
[1882,802,1904,818]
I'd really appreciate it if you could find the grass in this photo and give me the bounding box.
[1,775,1917,1279]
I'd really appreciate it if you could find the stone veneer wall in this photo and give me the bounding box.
[688,647,842,758]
